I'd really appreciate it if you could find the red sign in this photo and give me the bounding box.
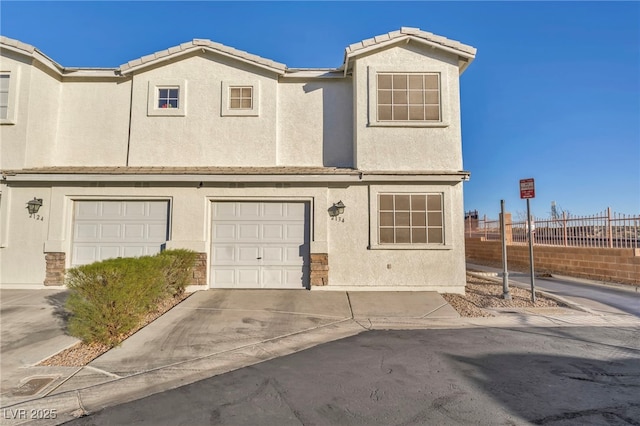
[520,178,535,199]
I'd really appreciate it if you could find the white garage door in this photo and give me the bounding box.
[211,201,309,289]
[72,200,169,266]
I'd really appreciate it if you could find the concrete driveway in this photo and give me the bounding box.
[0,289,458,412]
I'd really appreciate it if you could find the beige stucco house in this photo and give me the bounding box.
[0,27,476,292]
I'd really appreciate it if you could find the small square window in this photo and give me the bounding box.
[221,81,260,117]
[147,80,186,116]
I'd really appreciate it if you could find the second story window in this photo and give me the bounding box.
[377,73,440,122]
[229,86,253,110]
[147,80,186,117]
[0,74,9,120]
[158,87,179,109]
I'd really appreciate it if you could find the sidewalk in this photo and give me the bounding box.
[2,285,639,426]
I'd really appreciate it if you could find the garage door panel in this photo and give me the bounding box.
[123,224,145,239]
[214,224,236,240]
[238,269,260,286]
[238,246,260,262]
[77,201,100,218]
[211,201,309,289]
[75,224,99,240]
[263,224,284,240]
[239,224,260,240]
[72,201,169,267]
[263,247,283,262]
[148,223,169,239]
[286,223,305,240]
[100,224,122,239]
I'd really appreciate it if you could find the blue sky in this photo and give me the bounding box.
[1,1,638,218]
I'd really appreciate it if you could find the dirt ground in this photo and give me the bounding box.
[41,274,565,367]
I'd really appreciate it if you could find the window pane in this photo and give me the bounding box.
[427,194,442,211]
[0,106,7,120]
[396,212,410,226]
[380,228,394,244]
[378,74,392,90]
[393,106,408,120]
[230,88,241,98]
[408,74,423,90]
[411,195,426,210]
[168,89,179,98]
[158,88,169,98]
[425,106,440,121]
[240,99,252,108]
[424,91,439,104]
[424,74,439,89]
[409,106,424,121]
[393,74,407,89]
[378,90,392,104]
[241,87,252,98]
[378,105,392,121]
[393,90,407,104]
[428,228,443,244]
[428,212,443,226]
[0,92,8,105]
[412,212,426,226]
[395,195,410,210]
[230,99,241,109]
[168,99,178,108]
[379,195,394,210]
[0,74,9,90]
[380,212,394,226]
[396,228,410,243]
[412,228,427,243]
[408,91,423,104]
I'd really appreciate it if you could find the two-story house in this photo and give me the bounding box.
[0,27,476,292]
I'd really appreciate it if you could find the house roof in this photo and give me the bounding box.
[118,39,287,75]
[1,27,476,78]
[342,27,476,74]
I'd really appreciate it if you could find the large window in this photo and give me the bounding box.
[378,193,444,244]
[377,73,440,122]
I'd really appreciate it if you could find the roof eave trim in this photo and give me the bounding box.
[1,43,64,75]
[344,36,476,70]
[119,46,286,76]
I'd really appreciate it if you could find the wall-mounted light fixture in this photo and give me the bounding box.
[26,198,43,214]
[328,200,346,217]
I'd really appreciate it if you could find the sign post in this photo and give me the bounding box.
[520,178,536,304]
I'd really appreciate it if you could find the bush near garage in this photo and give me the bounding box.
[65,249,197,347]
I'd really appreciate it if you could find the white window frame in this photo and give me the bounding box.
[221,81,260,117]
[147,80,187,117]
[1,70,19,125]
[369,185,452,250]
[368,66,450,128]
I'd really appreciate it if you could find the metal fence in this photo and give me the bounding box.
[464,208,640,249]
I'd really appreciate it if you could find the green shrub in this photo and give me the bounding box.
[65,250,198,346]
[157,249,198,297]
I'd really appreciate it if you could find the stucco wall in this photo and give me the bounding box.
[55,79,131,166]
[352,43,463,171]
[277,79,353,167]
[0,53,61,169]
[0,181,464,293]
[127,53,280,167]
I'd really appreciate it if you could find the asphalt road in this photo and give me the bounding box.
[67,326,640,426]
